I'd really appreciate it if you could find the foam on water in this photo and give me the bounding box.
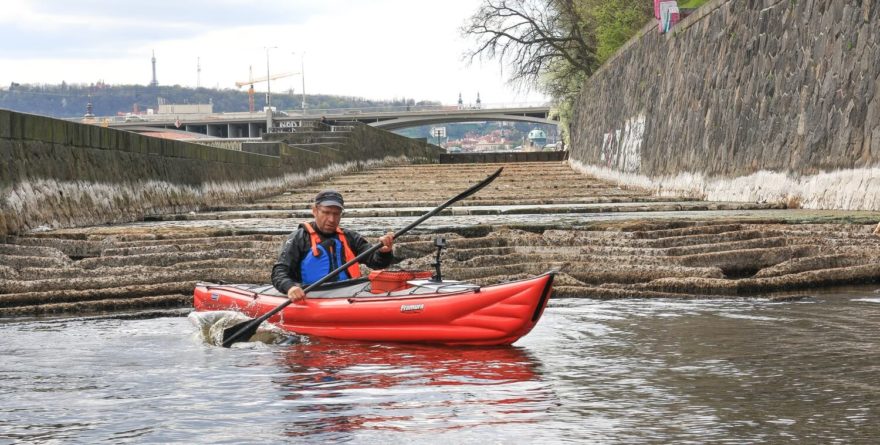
[187,311,298,347]
[852,297,880,304]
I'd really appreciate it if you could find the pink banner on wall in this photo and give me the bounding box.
[658,1,680,33]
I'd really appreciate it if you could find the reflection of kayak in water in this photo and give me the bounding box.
[280,341,540,388]
[193,271,555,346]
[276,342,548,438]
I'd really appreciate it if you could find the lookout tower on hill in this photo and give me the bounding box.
[149,51,158,87]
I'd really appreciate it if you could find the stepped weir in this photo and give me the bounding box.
[2,161,880,316]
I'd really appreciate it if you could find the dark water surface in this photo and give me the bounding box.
[2,288,879,444]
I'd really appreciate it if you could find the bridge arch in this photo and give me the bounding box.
[368,114,558,131]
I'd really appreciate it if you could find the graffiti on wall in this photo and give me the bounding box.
[599,114,645,173]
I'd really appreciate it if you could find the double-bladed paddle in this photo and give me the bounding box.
[221,166,503,347]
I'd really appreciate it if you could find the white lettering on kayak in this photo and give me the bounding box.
[400,304,424,313]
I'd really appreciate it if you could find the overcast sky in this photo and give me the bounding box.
[0,0,548,106]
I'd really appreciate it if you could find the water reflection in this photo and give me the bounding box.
[271,341,551,439]
[3,288,879,443]
[530,293,880,443]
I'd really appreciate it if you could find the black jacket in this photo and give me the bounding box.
[271,222,394,294]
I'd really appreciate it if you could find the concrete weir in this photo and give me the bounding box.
[2,162,880,316]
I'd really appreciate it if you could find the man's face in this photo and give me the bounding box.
[312,205,343,233]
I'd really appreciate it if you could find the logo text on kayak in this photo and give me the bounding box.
[400,304,424,313]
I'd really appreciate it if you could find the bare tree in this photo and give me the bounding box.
[461,0,599,92]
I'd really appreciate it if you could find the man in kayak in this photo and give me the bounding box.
[271,189,394,302]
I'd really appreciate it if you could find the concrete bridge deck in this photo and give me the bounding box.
[104,104,556,138]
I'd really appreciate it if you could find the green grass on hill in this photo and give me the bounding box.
[677,0,710,8]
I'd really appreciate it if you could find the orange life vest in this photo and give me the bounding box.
[302,222,362,279]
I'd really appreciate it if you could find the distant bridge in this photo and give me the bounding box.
[103,103,556,138]
[346,106,556,130]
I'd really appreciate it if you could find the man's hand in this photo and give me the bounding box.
[287,286,306,302]
[378,231,394,253]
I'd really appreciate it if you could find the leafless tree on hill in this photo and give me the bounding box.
[461,0,599,93]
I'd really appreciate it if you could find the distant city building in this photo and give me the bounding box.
[83,98,94,118]
[441,123,554,153]
[527,128,547,150]
[475,141,507,152]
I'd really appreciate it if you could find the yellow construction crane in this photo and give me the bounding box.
[236,66,297,112]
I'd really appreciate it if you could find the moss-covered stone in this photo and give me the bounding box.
[8,111,25,140]
[0,110,12,139]
[22,113,40,141]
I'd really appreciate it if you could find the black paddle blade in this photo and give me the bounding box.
[453,167,502,203]
[221,319,259,347]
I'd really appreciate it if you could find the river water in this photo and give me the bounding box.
[2,286,878,444]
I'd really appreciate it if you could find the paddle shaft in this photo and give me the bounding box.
[221,166,503,347]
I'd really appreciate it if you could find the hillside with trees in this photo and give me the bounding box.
[0,82,437,118]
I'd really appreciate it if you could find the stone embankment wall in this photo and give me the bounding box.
[0,109,437,238]
[570,0,880,210]
[185,138,253,151]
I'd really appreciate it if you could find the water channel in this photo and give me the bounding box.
[2,286,878,444]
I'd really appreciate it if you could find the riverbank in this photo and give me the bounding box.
[2,161,879,316]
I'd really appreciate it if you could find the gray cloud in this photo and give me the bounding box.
[0,0,333,58]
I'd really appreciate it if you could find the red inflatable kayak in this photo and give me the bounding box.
[193,271,555,346]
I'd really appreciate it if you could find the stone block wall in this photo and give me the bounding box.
[188,138,252,151]
[0,110,438,237]
[270,125,442,170]
[439,151,567,164]
[570,0,880,210]
[348,124,442,163]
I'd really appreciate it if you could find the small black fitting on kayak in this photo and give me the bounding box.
[431,237,447,282]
